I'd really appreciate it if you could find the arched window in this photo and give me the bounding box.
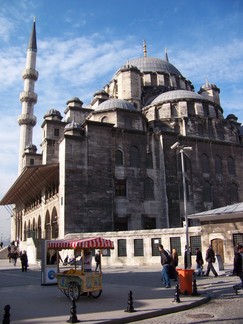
[32,218,36,239]
[198,124,204,136]
[101,116,108,123]
[227,156,236,175]
[115,150,123,166]
[24,222,27,241]
[171,104,179,117]
[51,207,58,239]
[187,102,194,116]
[203,181,212,202]
[130,146,140,167]
[27,220,31,238]
[144,177,154,200]
[37,215,41,239]
[201,153,210,174]
[45,211,51,240]
[217,127,224,140]
[215,155,222,174]
[146,153,153,169]
[229,183,238,204]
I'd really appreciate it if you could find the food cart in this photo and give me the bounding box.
[46,237,114,300]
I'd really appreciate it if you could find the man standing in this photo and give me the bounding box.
[195,247,204,276]
[95,250,101,272]
[205,245,218,277]
[233,244,243,293]
[158,244,171,288]
[20,250,28,272]
[184,245,192,269]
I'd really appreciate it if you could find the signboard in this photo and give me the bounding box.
[41,240,58,285]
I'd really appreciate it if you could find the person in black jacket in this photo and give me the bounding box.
[20,250,28,272]
[195,247,204,276]
[205,245,218,277]
[158,244,171,288]
[233,244,243,293]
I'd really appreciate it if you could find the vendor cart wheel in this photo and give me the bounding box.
[59,288,66,296]
[90,290,102,298]
[68,282,80,301]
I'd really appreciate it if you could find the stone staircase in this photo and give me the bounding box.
[0,246,9,259]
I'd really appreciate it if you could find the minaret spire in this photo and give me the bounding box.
[28,17,37,51]
[18,19,38,174]
[165,48,169,62]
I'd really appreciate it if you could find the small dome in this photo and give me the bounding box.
[96,99,136,111]
[151,90,205,105]
[93,89,109,97]
[226,114,238,122]
[24,144,37,153]
[66,97,83,105]
[44,109,62,119]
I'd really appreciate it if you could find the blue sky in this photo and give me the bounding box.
[0,0,243,241]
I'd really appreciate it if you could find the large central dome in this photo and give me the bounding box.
[126,56,182,76]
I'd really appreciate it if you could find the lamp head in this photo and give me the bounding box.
[170,142,180,150]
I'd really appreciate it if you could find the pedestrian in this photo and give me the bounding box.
[184,245,192,269]
[233,244,243,293]
[158,244,171,288]
[170,248,178,280]
[20,250,28,272]
[95,250,101,272]
[195,247,204,276]
[12,249,19,266]
[81,250,92,272]
[0,242,3,249]
[7,245,12,263]
[205,245,218,277]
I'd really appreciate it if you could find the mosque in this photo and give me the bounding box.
[1,20,243,266]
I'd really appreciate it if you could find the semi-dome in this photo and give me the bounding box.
[125,56,183,76]
[96,99,136,111]
[151,90,205,105]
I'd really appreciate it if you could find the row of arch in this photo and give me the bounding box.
[23,207,59,241]
[201,154,236,175]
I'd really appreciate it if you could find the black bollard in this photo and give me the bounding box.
[173,284,181,303]
[2,304,11,324]
[67,298,81,323]
[125,290,136,313]
[192,277,199,296]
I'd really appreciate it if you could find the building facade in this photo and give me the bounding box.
[1,22,243,265]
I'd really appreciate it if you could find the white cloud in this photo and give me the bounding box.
[172,39,243,84]
[0,15,14,42]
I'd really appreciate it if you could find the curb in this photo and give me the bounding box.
[97,294,211,324]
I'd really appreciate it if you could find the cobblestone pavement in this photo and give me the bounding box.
[133,277,243,323]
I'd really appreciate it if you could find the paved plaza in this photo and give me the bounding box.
[0,259,240,323]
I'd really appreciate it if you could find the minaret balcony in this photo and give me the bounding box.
[22,68,39,81]
[20,91,38,103]
[18,114,37,126]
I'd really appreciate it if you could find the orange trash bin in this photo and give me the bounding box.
[177,268,195,295]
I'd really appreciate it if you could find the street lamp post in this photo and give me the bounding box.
[171,142,192,269]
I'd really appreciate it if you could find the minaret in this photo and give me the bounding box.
[18,18,38,174]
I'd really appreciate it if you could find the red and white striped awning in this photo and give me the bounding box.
[47,237,114,250]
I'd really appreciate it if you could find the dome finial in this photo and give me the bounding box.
[143,40,147,57]
[205,77,210,88]
[165,48,169,62]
